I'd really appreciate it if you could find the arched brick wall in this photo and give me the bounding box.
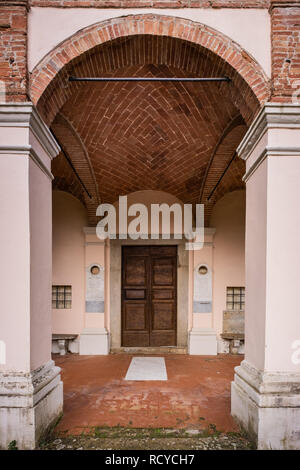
[30,14,270,124]
[200,116,247,224]
[51,113,100,224]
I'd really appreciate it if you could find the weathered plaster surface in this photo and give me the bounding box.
[28,8,271,76]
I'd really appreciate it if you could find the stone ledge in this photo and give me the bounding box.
[234,360,300,407]
[0,360,63,449]
[0,360,61,408]
[231,379,300,450]
[0,380,63,450]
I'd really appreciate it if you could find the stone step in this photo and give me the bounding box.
[111,346,187,355]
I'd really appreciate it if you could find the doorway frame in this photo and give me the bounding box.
[121,245,178,348]
[109,238,189,351]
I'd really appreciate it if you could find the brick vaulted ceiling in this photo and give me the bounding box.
[44,35,253,225]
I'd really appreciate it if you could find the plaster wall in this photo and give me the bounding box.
[51,189,246,349]
[210,190,246,336]
[52,191,87,334]
[28,7,271,77]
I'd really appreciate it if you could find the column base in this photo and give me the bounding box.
[0,360,63,449]
[79,328,109,355]
[231,360,300,449]
[188,328,217,355]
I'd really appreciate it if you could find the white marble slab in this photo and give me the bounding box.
[124,357,168,381]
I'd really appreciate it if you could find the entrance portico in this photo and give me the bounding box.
[0,1,300,450]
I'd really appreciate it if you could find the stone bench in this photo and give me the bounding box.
[221,333,245,354]
[220,310,245,354]
[52,334,78,355]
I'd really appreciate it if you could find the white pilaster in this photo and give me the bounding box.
[231,103,300,449]
[0,103,62,449]
[188,228,217,355]
[79,227,109,355]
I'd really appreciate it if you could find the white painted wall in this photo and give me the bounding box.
[51,189,246,347]
[28,8,271,77]
[52,191,87,334]
[210,190,246,336]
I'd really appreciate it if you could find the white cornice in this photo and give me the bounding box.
[237,103,300,162]
[0,145,54,180]
[0,102,60,159]
[243,146,300,182]
[30,147,54,180]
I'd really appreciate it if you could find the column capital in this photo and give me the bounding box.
[0,102,60,160]
[237,103,300,182]
[237,103,300,162]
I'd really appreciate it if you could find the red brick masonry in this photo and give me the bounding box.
[271,2,300,101]
[0,1,28,101]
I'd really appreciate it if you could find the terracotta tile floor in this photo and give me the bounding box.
[53,354,243,435]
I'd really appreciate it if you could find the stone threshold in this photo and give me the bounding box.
[110,347,187,355]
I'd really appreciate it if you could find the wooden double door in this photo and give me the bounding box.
[121,246,177,347]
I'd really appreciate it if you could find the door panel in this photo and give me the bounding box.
[150,248,177,346]
[152,258,175,286]
[124,302,147,330]
[125,289,146,299]
[124,256,147,286]
[152,290,174,300]
[122,247,150,347]
[152,303,174,330]
[122,246,177,347]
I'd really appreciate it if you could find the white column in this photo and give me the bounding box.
[0,103,62,449]
[231,104,300,450]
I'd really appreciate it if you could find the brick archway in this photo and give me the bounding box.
[51,113,100,225]
[30,14,270,125]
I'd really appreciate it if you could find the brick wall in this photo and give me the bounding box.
[0,1,28,101]
[271,0,300,102]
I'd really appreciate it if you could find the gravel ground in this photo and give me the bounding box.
[40,427,254,450]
